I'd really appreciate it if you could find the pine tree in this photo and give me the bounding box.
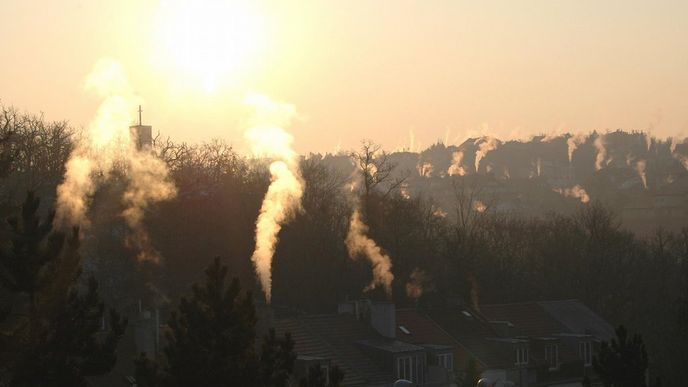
[0,192,127,386]
[593,325,649,387]
[259,328,296,387]
[10,277,127,386]
[136,257,296,387]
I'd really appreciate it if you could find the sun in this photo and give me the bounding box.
[153,0,265,92]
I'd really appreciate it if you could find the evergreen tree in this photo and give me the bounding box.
[11,277,127,386]
[0,192,127,386]
[259,328,296,387]
[136,257,296,387]
[593,325,649,387]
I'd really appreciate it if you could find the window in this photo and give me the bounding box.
[545,344,559,369]
[397,355,424,383]
[397,356,413,381]
[437,353,454,371]
[515,346,529,366]
[579,341,593,366]
[320,365,330,385]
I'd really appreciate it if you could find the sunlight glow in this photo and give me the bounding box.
[154,0,265,92]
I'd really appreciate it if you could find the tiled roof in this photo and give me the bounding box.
[538,300,615,341]
[480,302,569,337]
[395,308,457,347]
[424,306,514,369]
[273,314,392,386]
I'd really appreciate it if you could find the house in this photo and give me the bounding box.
[273,300,459,387]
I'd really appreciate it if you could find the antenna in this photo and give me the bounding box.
[138,105,143,126]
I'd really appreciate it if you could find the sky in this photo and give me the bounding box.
[1,0,687,153]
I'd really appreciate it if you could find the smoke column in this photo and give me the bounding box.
[122,152,177,262]
[345,178,394,296]
[635,159,648,189]
[406,268,430,300]
[244,93,304,303]
[553,185,590,203]
[55,59,176,261]
[417,161,433,177]
[474,137,500,173]
[567,134,586,164]
[447,151,466,176]
[594,135,608,171]
[644,133,652,152]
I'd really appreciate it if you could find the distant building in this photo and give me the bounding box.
[129,105,152,150]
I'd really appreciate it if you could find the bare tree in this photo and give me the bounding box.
[350,140,407,203]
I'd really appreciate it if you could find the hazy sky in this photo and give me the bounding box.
[1,0,687,152]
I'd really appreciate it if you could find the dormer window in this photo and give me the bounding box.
[515,346,529,366]
[579,341,593,366]
[545,344,559,370]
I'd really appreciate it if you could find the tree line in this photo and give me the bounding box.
[1,105,686,385]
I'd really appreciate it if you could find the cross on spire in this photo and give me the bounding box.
[138,105,143,126]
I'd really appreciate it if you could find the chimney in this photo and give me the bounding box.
[370,301,396,339]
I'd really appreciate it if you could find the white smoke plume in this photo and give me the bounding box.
[541,132,561,142]
[635,159,648,189]
[474,136,500,173]
[644,133,652,152]
[567,133,586,164]
[406,268,432,300]
[672,150,688,170]
[400,182,411,199]
[417,161,433,177]
[55,59,176,261]
[447,151,466,176]
[345,178,394,296]
[473,200,487,213]
[594,135,608,171]
[553,185,590,203]
[244,93,304,303]
[122,152,177,262]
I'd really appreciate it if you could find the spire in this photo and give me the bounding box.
[138,105,143,126]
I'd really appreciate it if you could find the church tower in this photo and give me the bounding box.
[129,105,152,150]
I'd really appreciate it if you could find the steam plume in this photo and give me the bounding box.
[594,135,608,171]
[644,133,652,152]
[55,59,176,262]
[474,136,500,173]
[567,133,586,164]
[553,185,590,203]
[406,268,431,300]
[635,159,648,189]
[244,93,304,303]
[473,200,487,213]
[122,152,177,261]
[417,161,433,177]
[447,151,466,176]
[345,179,394,295]
[669,137,677,154]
